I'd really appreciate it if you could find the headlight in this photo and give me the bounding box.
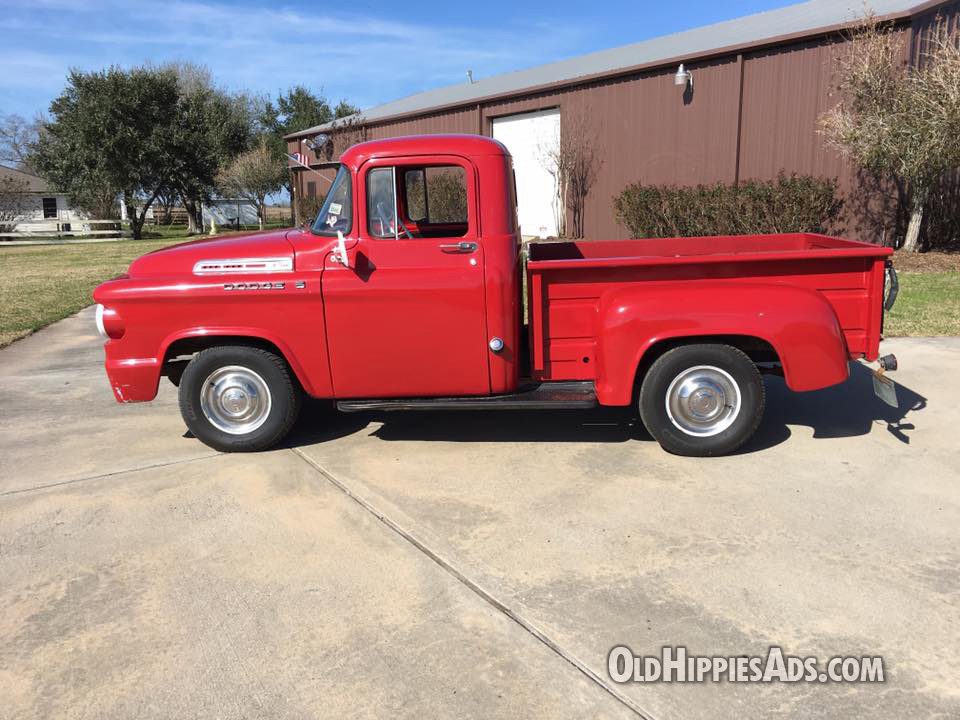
[95,304,125,340]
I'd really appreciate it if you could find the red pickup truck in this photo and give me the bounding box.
[93,135,898,456]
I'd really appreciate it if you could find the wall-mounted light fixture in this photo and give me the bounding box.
[674,64,693,90]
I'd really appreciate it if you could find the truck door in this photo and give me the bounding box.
[322,157,490,398]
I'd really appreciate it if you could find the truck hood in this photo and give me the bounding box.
[127,228,300,278]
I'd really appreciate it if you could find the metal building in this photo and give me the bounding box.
[286,0,960,240]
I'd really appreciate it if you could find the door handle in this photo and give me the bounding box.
[439,241,477,254]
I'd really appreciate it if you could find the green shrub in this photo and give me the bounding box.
[614,174,844,238]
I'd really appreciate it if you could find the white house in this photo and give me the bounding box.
[0,165,87,233]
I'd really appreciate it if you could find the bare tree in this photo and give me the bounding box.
[0,175,30,232]
[821,13,960,252]
[537,109,603,238]
[0,114,41,172]
[564,112,603,239]
[217,140,286,230]
[329,114,368,158]
[536,127,567,238]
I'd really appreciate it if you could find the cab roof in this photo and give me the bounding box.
[340,134,510,169]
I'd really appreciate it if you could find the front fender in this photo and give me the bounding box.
[94,274,331,403]
[157,326,321,395]
[595,281,849,406]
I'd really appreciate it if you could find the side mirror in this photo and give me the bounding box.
[336,230,350,269]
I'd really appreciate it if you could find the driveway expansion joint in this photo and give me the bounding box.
[289,447,657,720]
[0,452,221,498]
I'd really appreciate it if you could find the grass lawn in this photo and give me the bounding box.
[884,272,960,336]
[0,238,956,348]
[0,238,184,346]
[0,223,296,347]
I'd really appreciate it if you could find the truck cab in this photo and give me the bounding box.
[94,134,897,457]
[306,135,522,399]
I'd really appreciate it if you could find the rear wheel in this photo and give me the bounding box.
[179,346,301,452]
[639,344,764,457]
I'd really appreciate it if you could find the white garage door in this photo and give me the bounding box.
[492,109,560,238]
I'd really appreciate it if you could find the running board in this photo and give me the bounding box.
[336,381,597,412]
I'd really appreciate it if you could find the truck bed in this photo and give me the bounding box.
[525,232,892,383]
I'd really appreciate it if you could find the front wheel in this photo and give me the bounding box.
[639,344,765,457]
[179,346,301,452]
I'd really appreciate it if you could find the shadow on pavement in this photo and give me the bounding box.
[285,363,927,454]
[749,362,927,451]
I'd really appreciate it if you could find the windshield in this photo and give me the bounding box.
[311,165,352,236]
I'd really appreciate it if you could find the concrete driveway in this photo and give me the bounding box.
[1,307,958,719]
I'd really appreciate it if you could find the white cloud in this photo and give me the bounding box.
[0,0,590,117]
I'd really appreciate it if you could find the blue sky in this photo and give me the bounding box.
[0,0,800,119]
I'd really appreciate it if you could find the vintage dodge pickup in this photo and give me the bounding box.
[93,135,898,456]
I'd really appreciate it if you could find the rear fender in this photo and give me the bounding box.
[595,282,849,406]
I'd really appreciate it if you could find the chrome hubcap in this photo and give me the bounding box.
[200,365,272,435]
[665,365,741,437]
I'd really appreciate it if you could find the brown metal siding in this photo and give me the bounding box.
[570,59,741,236]
[738,38,849,182]
[367,105,479,139]
[290,8,957,241]
[911,0,960,64]
[398,59,744,238]
[470,59,741,237]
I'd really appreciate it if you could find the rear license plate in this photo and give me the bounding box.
[872,370,899,408]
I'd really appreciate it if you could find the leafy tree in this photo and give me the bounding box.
[31,66,182,239]
[821,15,960,252]
[260,87,358,216]
[68,171,120,220]
[165,63,257,234]
[332,100,360,121]
[217,140,287,230]
[261,86,357,160]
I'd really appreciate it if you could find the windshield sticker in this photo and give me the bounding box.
[329,203,342,215]
[326,214,338,226]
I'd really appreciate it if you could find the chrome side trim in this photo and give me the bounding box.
[193,257,293,275]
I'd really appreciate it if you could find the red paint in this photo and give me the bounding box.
[526,233,891,404]
[93,135,892,410]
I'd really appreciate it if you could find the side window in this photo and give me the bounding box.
[399,165,469,238]
[367,167,398,239]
